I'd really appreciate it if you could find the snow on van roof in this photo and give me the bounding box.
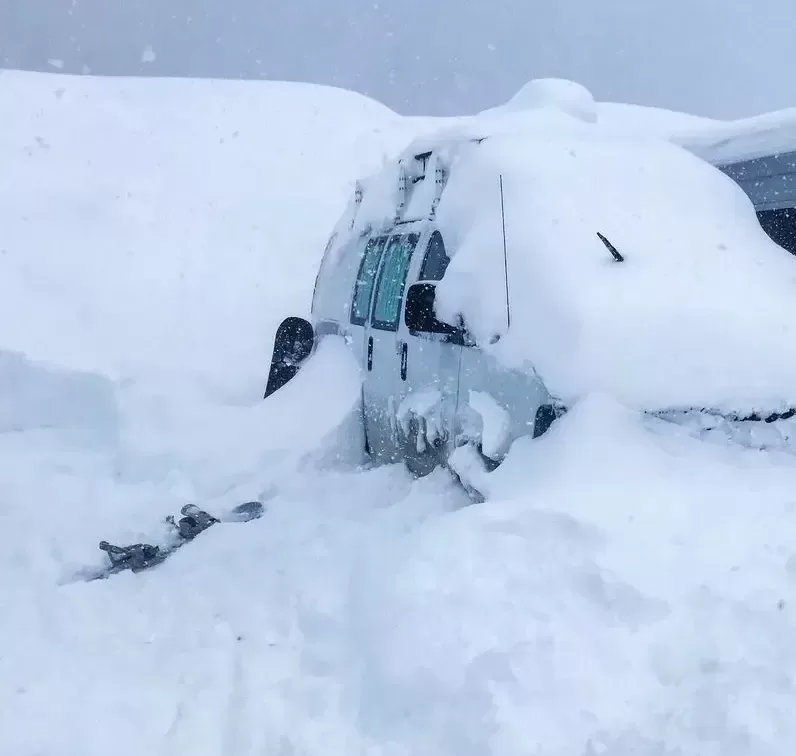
[375,80,796,412]
[490,79,796,166]
[674,108,796,165]
[403,78,796,167]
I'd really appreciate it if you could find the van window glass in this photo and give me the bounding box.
[350,236,388,325]
[757,208,796,256]
[419,231,450,281]
[371,233,419,331]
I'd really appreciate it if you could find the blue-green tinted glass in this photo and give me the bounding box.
[372,234,419,330]
[351,236,387,324]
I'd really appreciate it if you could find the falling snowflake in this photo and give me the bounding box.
[141,46,156,64]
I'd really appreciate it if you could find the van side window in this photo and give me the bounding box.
[757,208,796,256]
[419,230,450,281]
[350,236,388,325]
[371,233,420,331]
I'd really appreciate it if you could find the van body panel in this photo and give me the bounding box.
[401,330,463,470]
[456,347,551,460]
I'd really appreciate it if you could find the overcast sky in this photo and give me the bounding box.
[2,0,794,118]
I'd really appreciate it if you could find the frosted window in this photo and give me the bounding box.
[372,233,419,330]
[351,236,387,325]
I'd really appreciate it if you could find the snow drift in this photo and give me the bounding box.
[0,69,409,398]
[351,395,796,756]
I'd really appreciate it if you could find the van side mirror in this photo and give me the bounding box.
[404,282,461,336]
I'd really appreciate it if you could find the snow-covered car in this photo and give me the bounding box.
[266,80,796,479]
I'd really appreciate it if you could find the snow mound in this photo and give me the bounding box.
[493,77,598,123]
[0,350,118,438]
[0,70,408,398]
[113,334,364,494]
[350,394,796,755]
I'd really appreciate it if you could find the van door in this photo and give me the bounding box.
[400,231,462,474]
[363,232,420,463]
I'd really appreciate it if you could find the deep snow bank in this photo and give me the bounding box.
[349,396,796,756]
[0,350,118,436]
[6,385,796,756]
[0,69,408,399]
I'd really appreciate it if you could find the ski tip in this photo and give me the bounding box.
[230,501,265,521]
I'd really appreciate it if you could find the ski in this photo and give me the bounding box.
[64,501,265,584]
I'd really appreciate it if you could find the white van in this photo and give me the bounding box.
[266,83,796,480]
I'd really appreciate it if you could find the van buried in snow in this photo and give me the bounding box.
[265,81,796,481]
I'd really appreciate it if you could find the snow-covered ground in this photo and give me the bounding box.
[3,69,796,756]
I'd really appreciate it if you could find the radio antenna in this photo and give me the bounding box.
[499,174,511,330]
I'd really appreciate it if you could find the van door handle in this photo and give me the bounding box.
[367,336,373,371]
[400,341,408,381]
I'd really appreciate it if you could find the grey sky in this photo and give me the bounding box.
[2,0,794,118]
